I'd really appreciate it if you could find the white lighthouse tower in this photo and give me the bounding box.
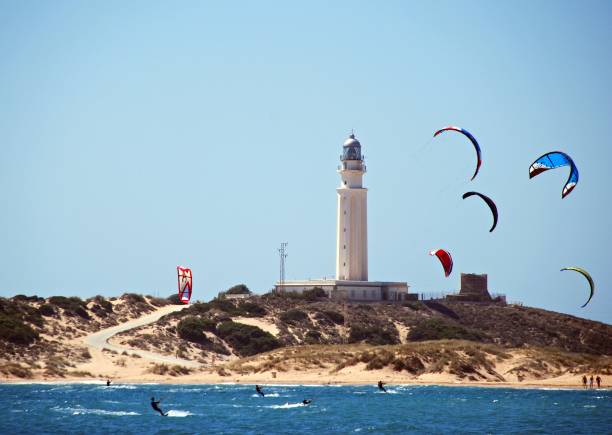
[336,133,368,281]
[274,133,409,301]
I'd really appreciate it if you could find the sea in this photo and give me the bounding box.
[0,383,610,434]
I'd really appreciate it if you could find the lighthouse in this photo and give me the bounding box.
[336,133,368,281]
[274,133,409,301]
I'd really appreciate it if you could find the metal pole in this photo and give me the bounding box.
[278,242,288,293]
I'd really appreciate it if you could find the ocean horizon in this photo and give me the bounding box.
[1,382,610,434]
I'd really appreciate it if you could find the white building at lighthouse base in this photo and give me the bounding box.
[274,279,409,302]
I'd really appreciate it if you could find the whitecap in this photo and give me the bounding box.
[53,406,139,416]
[583,405,596,408]
[105,385,137,390]
[166,410,193,417]
[251,393,280,398]
[268,402,305,409]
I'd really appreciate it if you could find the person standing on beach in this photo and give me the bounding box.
[377,381,387,393]
[589,375,594,389]
[255,385,265,397]
[582,375,587,389]
[106,379,111,387]
[596,375,601,388]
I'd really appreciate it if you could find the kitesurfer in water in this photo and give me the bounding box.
[302,399,312,405]
[150,397,167,416]
[378,381,387,392]
[255,385,265,397]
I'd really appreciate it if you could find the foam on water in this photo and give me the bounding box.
[167,388,203,393]
[165,410,193,417]
[53,406,139,416]
[268,402,305,409]
[251,393,280,397]
[102,385,137,390]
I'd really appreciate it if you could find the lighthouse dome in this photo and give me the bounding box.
[342,133,362,160]
[343,133,361,148]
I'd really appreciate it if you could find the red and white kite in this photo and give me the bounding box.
[177,266,193,304]
[429,249,453,278]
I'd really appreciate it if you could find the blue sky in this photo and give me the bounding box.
[1,1,611,323]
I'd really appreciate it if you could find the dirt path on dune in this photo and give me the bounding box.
[82,304,201,368]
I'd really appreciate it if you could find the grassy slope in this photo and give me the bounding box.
[1,292,611,381]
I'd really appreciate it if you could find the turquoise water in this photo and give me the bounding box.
[1,383,610,434]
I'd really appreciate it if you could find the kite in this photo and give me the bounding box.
[433,126,482,180]
[529,151,578,198]
[462,191,498,232]
[429,249,453,277]
[560,267,594,308]
[177,266,193,304]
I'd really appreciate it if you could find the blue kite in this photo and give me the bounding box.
[529,151,578,198]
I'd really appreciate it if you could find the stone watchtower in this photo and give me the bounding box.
[447,273,492,302]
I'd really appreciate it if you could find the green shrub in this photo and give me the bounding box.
[302,287,327,301]
[0,362,33,378]
[217,321,280,356]
[38,304,56,317]
[238,302,266,317]
[122,293,146,304]
[402,301,424,311]
[209,299,238,313]
[348,324,398,345]
[167,294,183,305]
[148,296,170,307]
[322,310,344,325]
[423,301,459,320]
[185,302,212,315]
[225,284,251,295]
[177,316,216,345]
[12,295,43,303]
[93,296,113,312]
[392,355,425,374]
[407,318,484,342]
[0,313,39,345]
[280,309,308,324]
[48,296,86,310]
[304,330,322,344]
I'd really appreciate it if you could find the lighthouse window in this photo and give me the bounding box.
[344,180,347,185]
[343,228,346,232]
[344,210,346,215]
[343,244,346,249]
[362,290,367,298]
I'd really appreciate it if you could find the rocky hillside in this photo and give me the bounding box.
[111,292,612,361]
[0,293,176,378]
[1,289,610,382]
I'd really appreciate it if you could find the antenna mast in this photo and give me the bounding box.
[278,242,288,293]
